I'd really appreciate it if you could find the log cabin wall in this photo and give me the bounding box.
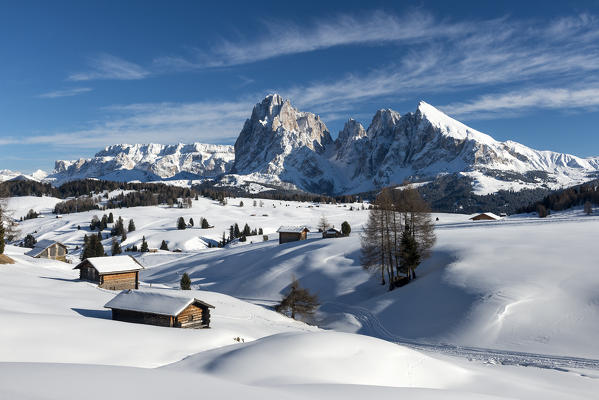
[175,304,207,328]
[78,261,100,282]
[279,232,301,244]
[112,309,173,327]
[99,271,138,290]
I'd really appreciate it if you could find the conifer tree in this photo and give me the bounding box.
[111,238,122,255]
[140,236,149,252]
[399,225,420,280]
[0,223,4,255]
[243,223,251,236]
[160,240,169,251]
[201,218,210,229]
[177,217,187,230]
[94,234,105,257]
[128,219,136,232]
[234,223,240,238]
[341,221,351,236]
[121,231,127,242]
[108,212,114,223]
[180,272,191,290]
[24,234,37,248]
[189,217,194,227]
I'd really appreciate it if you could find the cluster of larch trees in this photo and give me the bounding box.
[361,186,436,290]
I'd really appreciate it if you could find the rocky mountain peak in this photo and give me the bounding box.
[337,119,367,144]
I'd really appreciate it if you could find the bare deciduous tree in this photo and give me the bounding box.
[360,185,436,290]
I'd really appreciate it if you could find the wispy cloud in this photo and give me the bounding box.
[19,99,254,150]
[273,13,599,116]
[37,87,93,98]
[68,54,150,81]
[440,85,599,119]
[153,11,472,69]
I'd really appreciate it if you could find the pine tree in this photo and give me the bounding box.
[239,200,244,207]
[94,234,105,257]
[121,231,127,242]
[140,236,149,252]
[177,217,187,230]
[180,272,191,290]
[275,277,319,321]
[243,223,251,236]
[341,221,351,236]
[111,238,122,255]
[399,225,420,281]
[107,212,114,223]
[128,219,136,232]
[24,234,37,248]
[234,223,240,238]
[0,223,4,255]
[189,217,194,227]
[201,218,210,229]
[160,240,169,251]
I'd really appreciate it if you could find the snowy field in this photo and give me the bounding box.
[2,195,599,399]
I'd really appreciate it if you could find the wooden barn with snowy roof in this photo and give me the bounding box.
[469,212,502,221]
[277,226,310,244]
[74,255,143,290]
[25,240,68,262]
[104,290,214,328]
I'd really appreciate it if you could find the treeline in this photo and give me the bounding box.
[517,179,599,215]
[1,179,199,200]
[219,222,263,246]
[196,183,362,204]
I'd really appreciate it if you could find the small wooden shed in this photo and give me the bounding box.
[104,290,214,328]
[470,212,502,221]
[74,255,143,290]
[25,240,68,262]
[277,226,310,244]
[322,228,341,238]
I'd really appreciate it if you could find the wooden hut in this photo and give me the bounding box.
[322,228,341,238]
[104,290,214,328]
[25,240,68,262]
[469,212,502,221]
[277,226,310,244]
[74,255,143,290]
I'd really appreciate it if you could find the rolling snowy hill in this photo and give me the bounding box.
[2,199,599,399]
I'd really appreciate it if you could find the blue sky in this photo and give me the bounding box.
[2,0,599,173]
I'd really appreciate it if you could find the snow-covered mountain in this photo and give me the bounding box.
[29,94,599,195]
[49,143,235,186]
[0,169,48,183]
[232,95,599,195]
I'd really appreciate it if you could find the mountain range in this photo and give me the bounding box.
[5,94,599,196]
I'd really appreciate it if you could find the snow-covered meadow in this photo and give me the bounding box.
[2,195,599,399]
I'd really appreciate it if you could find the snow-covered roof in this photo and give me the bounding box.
[74,255,143,274]
[277,226,310,233]
[25,240,67,257]
[325,228,340,233]
[104,290,214,316]
[470,212,502,220]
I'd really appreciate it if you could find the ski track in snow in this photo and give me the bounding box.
[323,301,599,372]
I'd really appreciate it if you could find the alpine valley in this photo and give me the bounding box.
[9,94,599,197]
